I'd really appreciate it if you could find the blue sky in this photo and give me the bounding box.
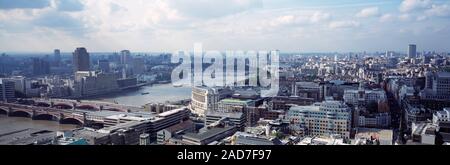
[0,0,449,52]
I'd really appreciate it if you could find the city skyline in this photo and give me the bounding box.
[0,0,450,52]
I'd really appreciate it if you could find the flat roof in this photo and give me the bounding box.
[183,127,235,141]
[289,105,320,112]
[206,111,244,119]
[220,98,254,104]
[437,72,450,78]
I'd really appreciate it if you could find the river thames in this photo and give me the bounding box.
[0,83,192,136]
[93,83,192,106]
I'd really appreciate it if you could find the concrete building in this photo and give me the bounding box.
[181,126,236,145]
[420,72,450,100]
[343,88,387,111]
[156,120,195,144]
[404,104,431,131]
[72,108,190,144]
[54,49,61,66]
[203,98,260,130]
[190,86,231,116]
[32,58,50,75]
[293,82,322,102]
[73,47,90,72]
[73,71,120,97]
[132,57,145,75]
[5,76,26,94]
[231,132,276,145]
[217,98,256,113]
[408,44,417,58]
[120,50,132,65]
[139,133,150,145]
[287,101,352,138]
[358,113,391,128]
[205,108,246,131]
[411,122,437,145]
[0,79,15,102]
[433,108,450,125]
[98,59,110,73]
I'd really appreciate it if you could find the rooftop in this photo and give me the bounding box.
[437,72,450,78]
[183,126,235,141]
[220,98,254,104]
[205,110,244,119]
[163,120,194,133]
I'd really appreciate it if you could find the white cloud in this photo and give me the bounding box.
[425,4,450,17]
[166,0,262,19]
[329,20,360,29]
[398,13,412,21]
[268,11,331,27]
[399,0,431,12]
[310,11,331,23]
[356,7,379,18]
[1,0,450,52]
[416,15,427,21]
[379,13,395,22]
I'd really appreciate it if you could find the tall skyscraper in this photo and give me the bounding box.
[32,58,50,75]
[120,50,132,65]
[54,49,61,66]
[73,47,90,72]
[98,59,110,73]
[132,57,145,75]
[408,44,417,58]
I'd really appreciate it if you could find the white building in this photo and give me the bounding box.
[287,101,352,138]
[433,108,450,125]
[343,88,387,107]
[190,86,231,116]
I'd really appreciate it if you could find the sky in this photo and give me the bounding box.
[0,0,449,53]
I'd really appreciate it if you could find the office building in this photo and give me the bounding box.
[205,108,246,131]
[6,76,26,94]
[293,82,322,102]
[411,122,437,145]
[73,47,90,72]
[156,120,195,144]
[54,49,61,66]
[181,126,236,145]
[343,88,387,109]
[358,113,391,128]
[139,133,150,145]
[404,104,431,130]
[287,101,352,138]
[132,57,145,75]
[420,72,450,100]
[0,79,15,102]
[190,86,232,116]
[408,44,417,58]
[98,60,110,73]
[32,58,50,75]
[73,71,120,97]
[217,98,255,113]
[120,50,132,65]
[433,108,450,125]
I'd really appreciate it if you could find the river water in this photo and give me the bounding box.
[0,115,78,134]
[0,83,192,136]
[92,83,192,106]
